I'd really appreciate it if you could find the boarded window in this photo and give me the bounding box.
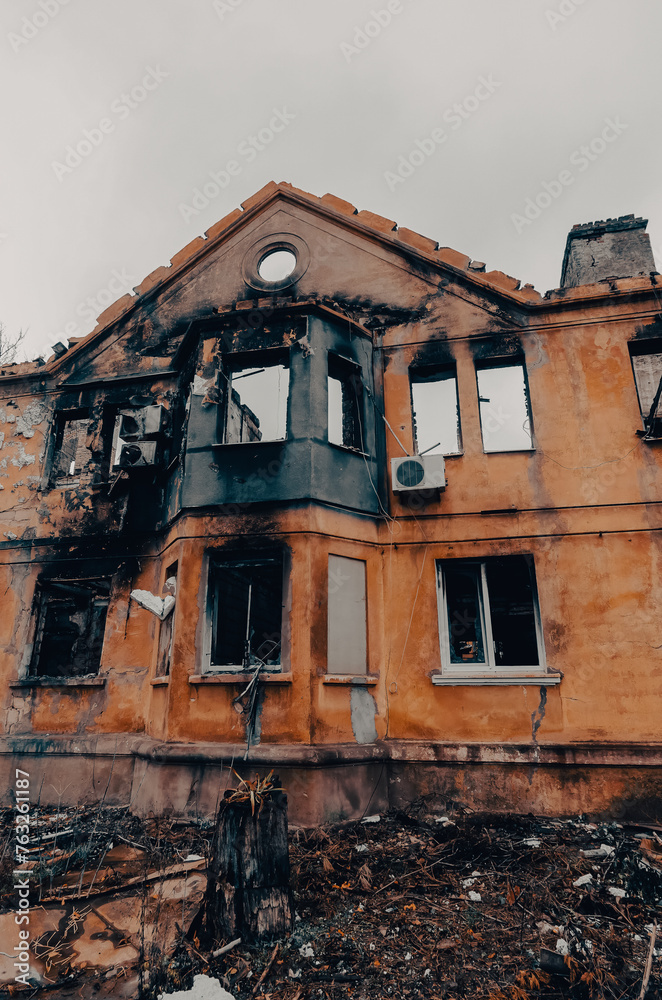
[476,363,533,452]
[410,368,461,455]
[327,555,367,675]
[223,363,289,444]
[630,347,662,435]
[156,564,177,677]
[328,356,364,451]
[53,413,91,483]
[437,555,542,672]
[30,579,111,678]
[210,555,283,669]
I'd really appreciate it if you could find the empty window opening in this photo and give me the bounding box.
[476,363,533,452]
[30,578,111,678]
[257,248,297,282]
[53,414,91,483]
[630,347,662,436]
[210,556,283,670]
[223,363,289,444]
[327,555,367,675]
[410,368,461,455]
[156,563,177,678]
[328,357,364,451]
[437,555,542,673]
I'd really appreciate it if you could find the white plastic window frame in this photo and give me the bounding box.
[434,556,559,686]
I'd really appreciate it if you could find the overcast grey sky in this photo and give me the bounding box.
[2,0,660,360]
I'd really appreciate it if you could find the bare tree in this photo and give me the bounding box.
[0,322,27,365]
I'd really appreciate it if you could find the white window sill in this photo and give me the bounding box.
[150,677,170,686]
[431,673,561,687]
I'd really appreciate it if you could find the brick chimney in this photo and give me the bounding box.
[560,214,657,288]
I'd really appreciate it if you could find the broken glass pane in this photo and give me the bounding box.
[444,564,485,664]
[477,364,533,452]
[224,364,289,443]
[411,371,460,455]
[486,557,539,666]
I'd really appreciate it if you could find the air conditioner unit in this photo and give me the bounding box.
[118,441,159,468]
[391,455,446,494]
[118,405,166,440]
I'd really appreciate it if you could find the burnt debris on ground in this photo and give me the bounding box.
[0,802,660,999]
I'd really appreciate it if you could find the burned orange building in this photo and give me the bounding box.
[1,183,661,824]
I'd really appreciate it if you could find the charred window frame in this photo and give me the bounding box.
[328,354,365,452]
[50,410,93,486]
[475,360,534,453]
[29,577,111,679]
[435,555,550,682]
[155,562,178,678]
[629,341,662,439]
[220,351,290,445]
[410,364,461,456]
[207,552,284,672]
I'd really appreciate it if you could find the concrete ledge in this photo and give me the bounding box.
[322,675,379,686]
[0,735,660,824]
[10,677,107,689]
[150,678,169,686]
[189,673,293,685]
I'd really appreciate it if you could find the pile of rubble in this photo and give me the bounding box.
[0,803,660,998]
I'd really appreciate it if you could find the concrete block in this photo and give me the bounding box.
[355,210,397,233]
[170,236,207,269]
[396,227,438,253]
[204,209,243,241]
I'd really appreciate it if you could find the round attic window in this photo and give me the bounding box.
[257,248,297,282]
[242,233,310,291]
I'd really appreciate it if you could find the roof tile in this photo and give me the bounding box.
[436,247,471,270]
[170,236,207,269]
[241,181,280,211]
[320,193,357,216]
[204,208,243,241]
[355,210,397,233]
[396,228,438,254]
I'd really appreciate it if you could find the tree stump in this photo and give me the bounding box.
[206,782,294,944]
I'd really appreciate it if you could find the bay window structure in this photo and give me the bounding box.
[434,555,558,685]
[207,553,284,672]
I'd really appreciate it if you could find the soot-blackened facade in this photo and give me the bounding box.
[1,185,661,825]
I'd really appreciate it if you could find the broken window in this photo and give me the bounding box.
[52,412,92,484]
[629,344,662,436]
[327,555,367,675]
[328,355,364,451]
[222,360,289,444]
[209,554,283,670]
[436,555,543,674]
[410,367,461,455]
[156,563,177,678]
[30,578,111,678]
[476,363,533,452]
